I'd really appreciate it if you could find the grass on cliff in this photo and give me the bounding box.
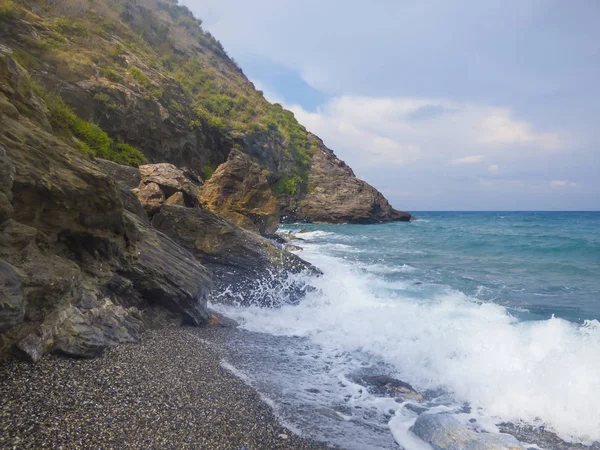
[13,0,317,190]
[33,83,145,166]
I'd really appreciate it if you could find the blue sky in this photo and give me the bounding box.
[185,0,600,211]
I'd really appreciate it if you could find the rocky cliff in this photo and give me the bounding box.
[0,0,411,361]
[0,0,411,224]
[0,49,313,360]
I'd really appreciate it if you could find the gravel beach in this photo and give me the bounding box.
[0,327,328,450]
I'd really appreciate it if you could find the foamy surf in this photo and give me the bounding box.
[212,219,600,449]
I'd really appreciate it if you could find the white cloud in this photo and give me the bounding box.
[488,164,500,173]
[451,155,484,165]
[288,96,565,170]
[478,109,562,150]
[550,180,577,187]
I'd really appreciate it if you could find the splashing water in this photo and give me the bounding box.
[212,212,600,449]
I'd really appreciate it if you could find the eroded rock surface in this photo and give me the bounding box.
[198,149,280,235]
[280,135,413,224]
[134,163,200,212]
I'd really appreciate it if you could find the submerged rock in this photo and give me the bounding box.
[410,414,524,450]
[360,375,423,401]
[198,150,280,236]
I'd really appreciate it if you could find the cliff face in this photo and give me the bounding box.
[0,48,314,360]
[0,0,411,361]
[0,0,411,223]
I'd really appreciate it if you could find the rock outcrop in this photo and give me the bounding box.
[280,136,412,224]
[0,51,213,359]
[152,205,318,306]
[133,163,200,215]
[198,150,280,235]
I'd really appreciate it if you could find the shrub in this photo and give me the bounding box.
[0,1,19,21]
[11,49,39,70]
[129,66,151,88]
[100,67,123,83]
[35,83,144,166]
[93,93,109,102]
[202,165,214,181]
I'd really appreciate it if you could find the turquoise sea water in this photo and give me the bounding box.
[214,211,600,449]
[300,211,600,323]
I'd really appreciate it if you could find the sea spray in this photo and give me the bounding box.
[212,213,600,449]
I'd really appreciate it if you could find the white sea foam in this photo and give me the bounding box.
[214,236,600,447]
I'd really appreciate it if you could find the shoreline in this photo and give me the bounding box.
[0,327,328,450]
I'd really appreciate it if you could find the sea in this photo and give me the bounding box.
[210,211,600,450]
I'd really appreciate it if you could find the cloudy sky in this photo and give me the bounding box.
[185,0,599,211]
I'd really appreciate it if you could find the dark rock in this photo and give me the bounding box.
[0,261,24,332]
[95,158,141,190]
[123,211,212,325]
[410,414,524,450]
[358,374,423,401]
[0,145,15,224]
[285,244,303,252]
[198,149,280,235]
[151,205,319,306]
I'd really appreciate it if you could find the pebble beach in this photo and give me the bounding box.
[0,327,327,450]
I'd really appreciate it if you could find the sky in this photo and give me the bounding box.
[184,0,600,211]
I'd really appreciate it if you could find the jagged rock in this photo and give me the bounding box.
[0,219,38,259]
[280,135,413,224]
[133,181,165,216]
[198,149,280,235]
[139,163,200,204]
[410,414,524,450]
[0,261,24,332]
[284,244,303,252]
[15,302,143,361]
[123,211,212,325]
[132,163,202,215]
[151,205,319,306]
[54,301,142,358]
[14,307,75,362]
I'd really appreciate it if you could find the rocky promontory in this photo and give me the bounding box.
[0,0,412,362]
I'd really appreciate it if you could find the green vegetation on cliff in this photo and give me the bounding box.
[33,82,146,166]
[1,0,315,189]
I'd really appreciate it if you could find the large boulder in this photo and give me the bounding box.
[151,205,319,306]
[133,163,200,215]
[198,149,280,235]
[280,135,412,224]
[410,414,523,450]
[15,302,143,361]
